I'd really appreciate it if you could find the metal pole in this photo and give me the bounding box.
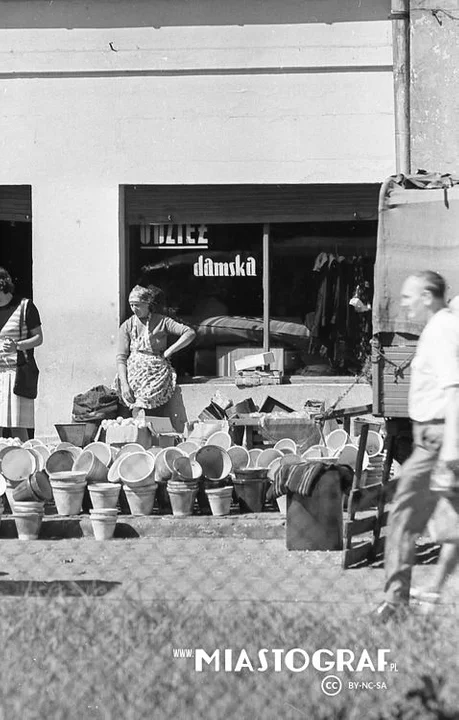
[391,0,411,174]
[262,223,270,353]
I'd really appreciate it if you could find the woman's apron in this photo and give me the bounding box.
[123,316,176,410]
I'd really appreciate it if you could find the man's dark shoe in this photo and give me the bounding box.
[372,601,409,623]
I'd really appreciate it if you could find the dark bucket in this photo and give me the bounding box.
[233,468,269,513]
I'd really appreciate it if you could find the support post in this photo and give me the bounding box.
[262,223,270,354]
[391,0,411,174]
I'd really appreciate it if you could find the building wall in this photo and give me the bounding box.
[0,1,395,434]
[411,0,459,173]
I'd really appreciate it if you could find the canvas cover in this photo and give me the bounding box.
[373,172,459,335]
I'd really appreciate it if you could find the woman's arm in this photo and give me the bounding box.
[163,327,196,360]
[116,320,135,403]
[18,326,43,352]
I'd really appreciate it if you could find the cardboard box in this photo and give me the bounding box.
[105,425,153,449]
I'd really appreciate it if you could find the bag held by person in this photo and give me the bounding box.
[13,299,39,399]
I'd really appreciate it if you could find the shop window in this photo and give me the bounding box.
[126,218,376,380]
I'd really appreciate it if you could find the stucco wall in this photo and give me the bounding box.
[411,0,459,174]
[0,3,395,434]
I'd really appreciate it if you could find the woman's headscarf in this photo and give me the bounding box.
[128,284,163,308]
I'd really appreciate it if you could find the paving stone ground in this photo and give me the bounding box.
[0,534,457,614]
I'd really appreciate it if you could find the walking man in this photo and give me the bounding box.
[375,270,459,621]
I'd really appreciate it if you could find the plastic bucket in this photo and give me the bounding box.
[154,447,186,482]
[196,445,232,481]
[123,484,157,515]
[90,515,117,540]
[274,438,298,454]
[256,448,283,469]
[118,452,156,487]
[248,449,262,468]
[168,486,198,517]
[1,448,35,482]
[13,500,45,515]
[14,512,42,540]
[88,483,121,510]
[51,481,86,515]
[325,429,349,453]
[116,443,147,457]
[45,449,75,475]
[337,444,369,471]
[176,441,199,455]
[302,445,331,460]
[205,486,233,516]
[73,450,108,483]
[48,470,87,484]
[107,454,126,484]
[233,468,269,513]
[205,431,232,451]
[84,442,112,467]
[227,446,250,471]
[365,431,384,457]
[172,456,202,482]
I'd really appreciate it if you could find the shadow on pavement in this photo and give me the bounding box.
[0,580,121,596]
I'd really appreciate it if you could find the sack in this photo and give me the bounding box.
[13,349,39,399]
[428,496,459,544]
[72,385,120,423]
[13,298,40,399]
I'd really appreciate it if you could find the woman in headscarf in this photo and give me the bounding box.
[116,285,195,411]
[0,267,43,441]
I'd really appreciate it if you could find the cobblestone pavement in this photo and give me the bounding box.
[0,538,457,613]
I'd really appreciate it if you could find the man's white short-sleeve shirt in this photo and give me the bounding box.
[409,308,459,422]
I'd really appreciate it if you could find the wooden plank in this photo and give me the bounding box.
[344,514,378,538]
[342,540,373,569]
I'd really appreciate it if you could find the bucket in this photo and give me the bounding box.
[51,481,86,515]
[118,452,156,487]
[116,443,147,457]
[84,442,112,467]
[172,456,202,482]
[45,449,75,475]
[256,448,283,469]
[365,431,384,457]
[55,422,99,448]
[123,484,157,515]
[301,445,331,460]
[248,449,262,468]
[28,448,45,472]
[13,512,42,540]
[205,431,232,451]
[154,447,186,482]
[107,454,126,484]
[233,468,269,513]
[13,500,45,515]
[227,446,250,471]
[205,486,233,516]
[176,441,199,455]
[12,472,52,503]
[325,429,349,453]
[73,450,108,483]
[274,438,298,454]
[88,483,121,510]
[168,485,198,517]
[196,445,232,481]
[1,448,35,482]
[90,514,117,540]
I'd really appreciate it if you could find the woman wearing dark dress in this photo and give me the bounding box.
[0,268,43,441]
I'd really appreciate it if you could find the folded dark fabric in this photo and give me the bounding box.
[272,459,353,498]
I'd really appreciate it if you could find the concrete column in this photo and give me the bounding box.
[31,182,120,434]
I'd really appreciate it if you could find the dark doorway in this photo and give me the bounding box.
[0,186,32,298]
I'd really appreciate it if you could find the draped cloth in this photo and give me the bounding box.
[373,173,459,336]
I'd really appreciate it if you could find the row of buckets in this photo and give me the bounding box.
[0,424,386,540]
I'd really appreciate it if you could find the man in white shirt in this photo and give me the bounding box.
[375,271,459,622]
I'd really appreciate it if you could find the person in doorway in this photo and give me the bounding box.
[116,285,195,413]
[374,271,459,622]
[0,268,43,442]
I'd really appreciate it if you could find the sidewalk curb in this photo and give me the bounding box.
[0,514,286,540]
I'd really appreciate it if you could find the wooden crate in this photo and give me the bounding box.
[372,333,418,417]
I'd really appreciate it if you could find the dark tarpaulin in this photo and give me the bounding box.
[373,172,459,335]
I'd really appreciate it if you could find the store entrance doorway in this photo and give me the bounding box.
[0,186,33,298]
